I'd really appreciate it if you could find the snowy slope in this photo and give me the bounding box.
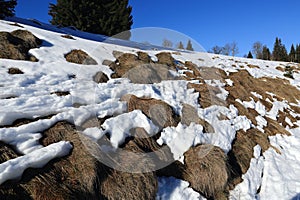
[0,18,300,199]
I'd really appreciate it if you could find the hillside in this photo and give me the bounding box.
[0,18,300,200]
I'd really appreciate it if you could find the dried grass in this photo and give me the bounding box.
[182,144,229,198]
[121,94,180,128]
[64,49,97,65]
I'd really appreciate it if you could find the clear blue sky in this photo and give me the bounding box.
[15,0,300,56]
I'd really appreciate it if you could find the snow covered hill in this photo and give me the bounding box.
[0,18,300,200]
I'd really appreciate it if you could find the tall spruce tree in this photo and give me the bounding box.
[295,44,300,63]
[272,37,288,61]
[49,0,133,39]
[289,44,296,62]
[186,40,194,51]
[262,46,271,60]
[272,37,281,61]
[0,0,17,19]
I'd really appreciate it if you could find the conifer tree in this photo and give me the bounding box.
[272,37,280,61]
[295,44,300,63]
[186,40,194,51]
[289,44,296,62]
[262,46,271,60]
[272,37,288,61]
[177,41,184,49]
[247,51,253,58]
[0,0,17,19]
[49,0,133,39]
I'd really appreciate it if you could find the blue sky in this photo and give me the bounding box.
[15,0,300,56]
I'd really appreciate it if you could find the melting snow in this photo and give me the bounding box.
[0,18,300,199]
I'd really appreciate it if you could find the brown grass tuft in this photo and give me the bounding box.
[99,167,157,200]
[182,144,229,198]
[98,128,159,200]
[121,94,180,128]
[61,34,75,40]
[64,49,97,65]
[155,52,175,67]
[7,67,24,74]
[18,121,100,199]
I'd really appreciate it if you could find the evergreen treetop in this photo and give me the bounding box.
[0,0,17,19]
[49,0,133,39]
[262,46,271,60]
[177,41,184,49]
[272,37,288,61]
[247,51,253,58]
[186,40,194,51]
[295,44,300,63]
[289,44,296,62]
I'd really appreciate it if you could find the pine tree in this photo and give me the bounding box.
[272,37,288,61]
[289,44,296,62]
[247,51,253,58]
[262,46,271,60]
[49,0,133,39]
[295,44,300,63]
[272,37,280,61]
[177,41,184,49]
[0,0,17,19]
[186,40,194,51]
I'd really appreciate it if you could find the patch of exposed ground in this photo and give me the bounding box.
[0,29,41,61]
[64,49,98,65]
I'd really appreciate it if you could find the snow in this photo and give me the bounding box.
[256,115,268,132]
[236,98,267,116]
[83,127,105,141]
[102,110,159,148]
[157,123,204,160]
[0,17,300,199]
[225,78,234,86]
[156,177,206,200]
[230,145,264,200]
[267,100,289,120]
[259,129,300,200]
[204,79,229,101]
[0,141,72,184]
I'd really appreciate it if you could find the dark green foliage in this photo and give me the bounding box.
[0,0,17,19]
[49,0,133,39]
[295,44,300,63]
[272,37,288,61]
[262,46,271,60]
[247,51,253,58]
[289,44,296,62]
[186,40,194,51]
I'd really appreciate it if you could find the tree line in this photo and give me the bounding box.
[247,38,300,63]
[162,39,194,51]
